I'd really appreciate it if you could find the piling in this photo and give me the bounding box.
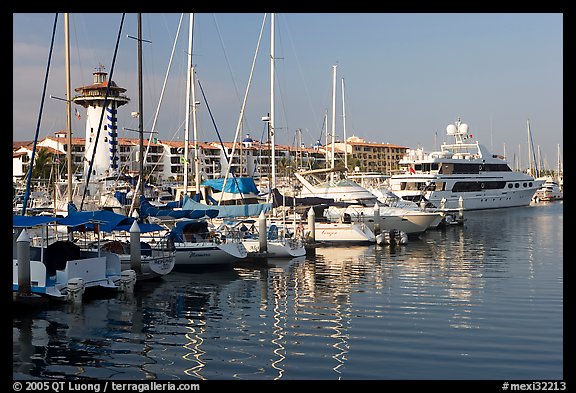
[130,220,142,274]
[17,229,31,296]
[373,202,381,235]
[307,207,316,244]
[458,195,464,221]
[258,211,267,253]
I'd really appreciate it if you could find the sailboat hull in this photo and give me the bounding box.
[173,241,247,266]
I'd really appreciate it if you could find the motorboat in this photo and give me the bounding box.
[533,176,563,202]
[12,215,133,303]
[388,118,544,210]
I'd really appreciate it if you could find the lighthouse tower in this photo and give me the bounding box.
[73,65,130,182]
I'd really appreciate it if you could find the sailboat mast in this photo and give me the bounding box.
[270,13,276,189]
[324,110,328,169]
[183,13,194,196]
[341,77,347,173]
[527,119,539,178]
[557,144,561,176]
[64,13,73,203]
[138,13,145,198]
[331,64,337,180]
[192,65,201,195]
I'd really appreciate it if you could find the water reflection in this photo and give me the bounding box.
[13,203,563,380]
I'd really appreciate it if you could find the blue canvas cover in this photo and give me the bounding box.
[201,177,260,195]
[138,196,218,219]
[13,215,58,228]
[55,209,164,233]
[181,195,272,218]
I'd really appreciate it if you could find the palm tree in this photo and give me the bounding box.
[31,148,54,180]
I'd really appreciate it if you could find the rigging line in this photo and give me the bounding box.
[211,13,251,132]
[128,13,184,217]
[220,13,267,198]
[283,14,323,140]
[80,13,126,211]
[196,78,245,204]
[250,122,268,178]
[318,113,326,144]
[22,13,59,216]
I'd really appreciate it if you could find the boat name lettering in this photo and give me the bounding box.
[189,252,211,258]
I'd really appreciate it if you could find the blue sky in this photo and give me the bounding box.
[13,13,563,170]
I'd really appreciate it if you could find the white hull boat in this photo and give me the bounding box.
[309,221,376,244]
[242,238,306,258]
[533,176,563,202]
[388,118,544,211]
[324,204,442,237]
[168,219,247,267]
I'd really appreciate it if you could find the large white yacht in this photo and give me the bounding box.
[388,118,544,211]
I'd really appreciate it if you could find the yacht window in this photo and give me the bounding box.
[508,184,513,189]
[431,163,439,171]
[523,182,527,187]
[515,183,519,188]
[529,182,533,187]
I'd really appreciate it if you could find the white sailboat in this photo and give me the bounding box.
[164,13,248,268]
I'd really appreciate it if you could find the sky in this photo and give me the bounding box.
[13,12,563,171]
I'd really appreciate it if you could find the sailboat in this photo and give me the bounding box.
[157,13,249,267]
[175,13,305,258]
[13,14,133,304]
[248,12,305,257]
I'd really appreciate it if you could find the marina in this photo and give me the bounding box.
[13,201,563,380]
[12,13,563,383]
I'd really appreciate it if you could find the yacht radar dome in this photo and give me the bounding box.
[459,123,469,134]
[446,124,457,135]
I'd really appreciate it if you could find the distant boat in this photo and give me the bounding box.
[533,176,563,202]
[388,118,544,210]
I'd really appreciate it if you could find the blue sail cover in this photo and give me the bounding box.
[13,215,58,228]
[201,177,260,194]
[139,196,219,220]
[181,195,272,218]
[55,209,164,233]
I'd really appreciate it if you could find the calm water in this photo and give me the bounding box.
[13,202,563,380]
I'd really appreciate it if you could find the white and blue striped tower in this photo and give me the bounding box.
[73,65,130,182]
